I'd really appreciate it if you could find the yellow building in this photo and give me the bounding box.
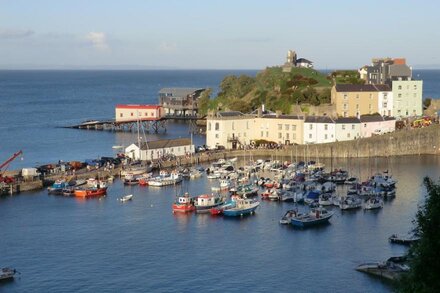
[331,84,391,117]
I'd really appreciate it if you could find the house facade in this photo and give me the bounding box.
[392,80,423,117]
[125,138,194,161]
[158,88,206,116]
[304,116,335,144]
[115,105,163,122]
[360,115,396,138]
[332,84,389,117]
[334,117,361,142]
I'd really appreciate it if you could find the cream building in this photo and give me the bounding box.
[206,111,304,149]
[331,84,391,117]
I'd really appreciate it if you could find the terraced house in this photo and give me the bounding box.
[331,84,392,117]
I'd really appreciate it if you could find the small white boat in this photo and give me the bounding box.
[119,194,133,202]
[339,196,362,210]
[364,196,384,210]
[0,267,17,281]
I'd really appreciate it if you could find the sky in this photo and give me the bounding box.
[1,0,439,70]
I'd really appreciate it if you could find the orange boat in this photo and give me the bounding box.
[74,187,107,198]
[172,193,195,213]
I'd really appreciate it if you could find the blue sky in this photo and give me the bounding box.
[1,0,439,69]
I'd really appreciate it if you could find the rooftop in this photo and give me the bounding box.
[138,138,192,150]
[335,117,361,124]
[305,116,334,123]
[159,88,205,97]
[335,84,391,92]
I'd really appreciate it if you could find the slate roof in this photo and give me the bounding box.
[218,111,244,117]
[334,117,360,124]
[158,88,204,98]
[335,84,391,92]
[360,115,384,122]
[139,138,191,150]
[305,116,334,123]
[262,114,303,120]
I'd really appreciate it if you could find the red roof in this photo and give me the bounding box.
[116,104,161,109]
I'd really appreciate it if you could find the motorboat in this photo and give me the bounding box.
[339,196,362,210]
[222,198,260,217]
[290,207,334,228]
[279,209,301,224]
[0,267,17,281]
[388,234,420,245]
[194,194,227,213]
[172,193,195,213]
[119,194,133,202]
[364,196,384,210]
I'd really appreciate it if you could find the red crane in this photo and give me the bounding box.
[0,150,23,177]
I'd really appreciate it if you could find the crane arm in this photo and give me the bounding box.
[0,150,23,171]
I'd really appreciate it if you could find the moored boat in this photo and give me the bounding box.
[364,196,384,210]
[172,193,195,213]
[222,198,260,217]
[290,207,334,228]
[74,187,107,198]
[388,234,420,245]
[119,194,133,202]
[279,209,300,224]
[0,267,17,282]
[194,194,227,213]
[47,180,69,195]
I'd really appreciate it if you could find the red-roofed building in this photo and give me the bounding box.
[115,104,163,122]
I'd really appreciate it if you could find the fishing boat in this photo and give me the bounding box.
[279,209,301,224]
[172,193,195,213]
[338,196,362,210]
[194,194,227,213]
[74,181,107,198]
[210,200,236,215]
[149,172,182,187]
[364,196,384,210]
[290,207,334,228]
[0,267,17,281]
[62,186,76,196]
[47,180,69,195]
[388,234,420,245]
[123,174,140,185]
[119,194,133,202]
[222,198,260,217]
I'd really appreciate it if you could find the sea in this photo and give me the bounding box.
[1,69,440,292]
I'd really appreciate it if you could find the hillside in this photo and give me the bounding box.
[205,66,334,114]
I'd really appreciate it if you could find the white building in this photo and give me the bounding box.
[392,80,423,118]
[360,115,396,138]
[334,117,361,142]
[378,90,394,117]
[116,105,163,122]
[125,138,194,161]
[304,116,335,144]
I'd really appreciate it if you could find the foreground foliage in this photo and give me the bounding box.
[398,177,440,292]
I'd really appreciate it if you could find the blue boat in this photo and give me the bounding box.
[47,180,70,195]
[223,198,260,217]
[290,207,334,228]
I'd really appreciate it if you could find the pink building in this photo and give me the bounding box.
[115,105,163,122]
[360,115,395,138]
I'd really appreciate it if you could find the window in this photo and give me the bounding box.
[413,93,417,98]
[342,125,346,130]
[120,113,123,117]
[278,124,282,130]
[215,123,219,131]
[343,112,348,117]
[286,133,289,139]
[309,134,312,139]
[347,133,351,138]
[266,131,269,138]
[384,102,388,107]
[151,112,154,116]
[208,123,211,131]
[246,121,249,129]
[356,104,359,109]
[325,134,328,139]
[292,133,296,140]
[292,125,296,131]
[343,104,347,110]
[369,104,372,109]
[261,131,264,137]
[398,85,402,90]
[131,112,134,116]
[278,133,282,139]
[364,123,367,127]
[343,94,348,100]
[215,134,219,138]
[398,94,402,98]
[238,133,241,137]
[309,124,313,130]
[324,124,328,130]
[369,94,372,99]
[244,132,247,137]
[356,94,359,99]
[144,112,147,116]
[352,124,355,130]
[285,124,289,131]
[414,85,417,90]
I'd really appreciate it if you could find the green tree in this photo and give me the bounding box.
[399,177,440,292]
[197,88,212,115]
[423,98,432,109]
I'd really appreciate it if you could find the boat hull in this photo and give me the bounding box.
[290,213,333,228]
[223,203,259,217]
[74,187,107,198]
[172,204,195,213]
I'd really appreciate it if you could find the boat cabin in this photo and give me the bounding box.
[196,194,215,206]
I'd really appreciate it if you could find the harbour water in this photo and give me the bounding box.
[1,69,440,292]
[1,155,438,292]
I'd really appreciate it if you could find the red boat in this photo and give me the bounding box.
[172,193,195,213]
[74,187,107,198]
